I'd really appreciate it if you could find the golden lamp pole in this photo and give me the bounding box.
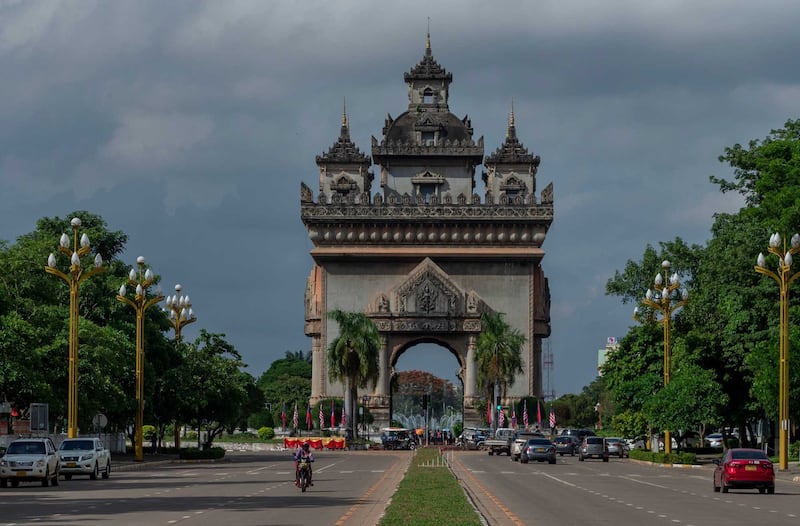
[44,217,105,438]
[634,259,688,455]
[164,284,197,448]
[116,256,164,462]
[755,232,800,471]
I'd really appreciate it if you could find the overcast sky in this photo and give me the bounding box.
[3,0,797,397]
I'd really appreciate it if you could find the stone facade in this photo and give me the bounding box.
[301,34,553,429]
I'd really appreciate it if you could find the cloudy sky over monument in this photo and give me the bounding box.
[2,1,798,396]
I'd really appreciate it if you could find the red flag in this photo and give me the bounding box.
[306,402,313,430]
[319,403,325,430]
[511,407,517,429]
[537,400,542,426]
[331,400,336,428]
[292,403,299,429]
[486,400,492,425]
[281,403,287,429]
[341,406,347,428]
[523,401,529,429]
[549,405,556,429]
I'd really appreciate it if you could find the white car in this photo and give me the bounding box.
[0,437,61,487]
[58,437,111,480]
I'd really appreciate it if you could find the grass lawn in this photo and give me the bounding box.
[380,448,482,526]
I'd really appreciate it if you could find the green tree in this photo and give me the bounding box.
[326,310,381,439]
[474,312,525,418]
[256,350,312,428]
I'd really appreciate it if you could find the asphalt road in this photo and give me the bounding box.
[0,450,412,526]
[450,450,800,526]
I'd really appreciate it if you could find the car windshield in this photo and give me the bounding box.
[59,440,94,451]
[554,437,571,443]
[730,450,768,461]
[606,438,622,443]
[7,442,45,455]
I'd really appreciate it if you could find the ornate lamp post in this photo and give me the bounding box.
[634,259,688,455]
[45,217,105,438]
[164,284,197,448]
[755,232,800,471]
[116,256,164,461]
[164,284,197,341]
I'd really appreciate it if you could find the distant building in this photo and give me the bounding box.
[597,337,619,375]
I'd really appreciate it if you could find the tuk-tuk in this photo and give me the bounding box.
[381,428,417,450]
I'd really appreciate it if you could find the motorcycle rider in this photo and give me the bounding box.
[294,442,314,487]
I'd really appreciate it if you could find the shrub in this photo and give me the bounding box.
[258,427,275,440]
[142,425,156,441]
[790,441,799,460]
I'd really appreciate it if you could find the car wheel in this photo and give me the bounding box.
[767,486,775,495]
[102,462,111,479]
[488,450,494,456]
[549,458,556,464]
[759,488,766,494]
[713,477,720,492]
[721,478,729,493]
[0,478,7,488]
[579,455,584,461]
[41,468,49,487]
[603,457,609,462]
[64,474,72,481]
[521,456,528,464]
[10,479,19,488]
[90,463,99,480]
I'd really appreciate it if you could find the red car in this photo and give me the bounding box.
[713,448,775,494]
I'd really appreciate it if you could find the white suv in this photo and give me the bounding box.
[58,437,111,480]
[0,437,61,487]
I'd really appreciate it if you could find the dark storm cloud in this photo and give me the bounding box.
[2,0,799,395]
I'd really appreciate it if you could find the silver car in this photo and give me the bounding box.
[605,437,629,458]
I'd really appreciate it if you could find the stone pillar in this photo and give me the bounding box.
[465,334,477,398]
[376,335,389,396]
[311,336,324,402]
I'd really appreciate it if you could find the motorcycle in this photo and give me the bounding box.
[298,458,311,492]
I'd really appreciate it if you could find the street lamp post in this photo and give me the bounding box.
[755,232,800,471]
[634,259,688,455]
[164,284,197,449]
[116,256,164,462]
[45,217,105,438]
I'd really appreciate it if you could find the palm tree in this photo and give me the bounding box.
[475,312,525,428]
[326,309,381,439]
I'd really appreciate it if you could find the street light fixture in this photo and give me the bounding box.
[634,259,688,455]
[116,256,164,462]
[755,232,800,471]
[164,284,197,341]
[44,217,105,438]
[164,284,197,449]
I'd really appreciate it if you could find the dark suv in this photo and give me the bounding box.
[579,436,609,462]
[560,428,596,441]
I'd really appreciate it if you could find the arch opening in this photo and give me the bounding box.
[390,340,463,442]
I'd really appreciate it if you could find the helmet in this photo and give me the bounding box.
[302,442,310,451]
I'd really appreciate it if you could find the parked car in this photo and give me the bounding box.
[560,428,596,441]
[521,438,556,464]
[0,437,60,488]
[58,437,111,480]
[713,448,775,494]
[605,437,629,458]
[553,436,578,456]
[705,432,739,449]
[625,436,647,450]
[579,436,609,462]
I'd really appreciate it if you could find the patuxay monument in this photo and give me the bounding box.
[300,34,553,428]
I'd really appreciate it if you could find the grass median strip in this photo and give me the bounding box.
[380,448,483,526]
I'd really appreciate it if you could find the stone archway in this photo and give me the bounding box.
[300,36,553,431]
